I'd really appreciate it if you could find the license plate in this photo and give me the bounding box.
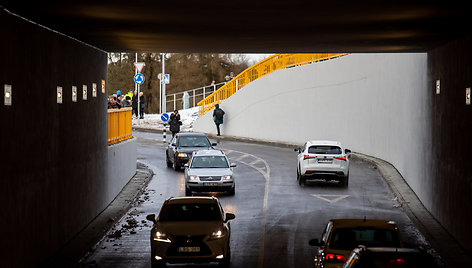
[178,246,200,253]
[203,182,219,186]
[318,159,332,164]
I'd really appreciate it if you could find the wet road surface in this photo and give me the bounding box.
[79,131,437,267]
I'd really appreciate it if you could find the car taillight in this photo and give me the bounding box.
[334,156,346,161]
[304,155,317,160]
[324,253,347,263]
[389,258,406,264]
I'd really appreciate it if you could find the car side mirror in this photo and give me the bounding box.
[211,143,217,146]
[146,214,156,224]
[184,163,189,168]
[230,163,237,168]
[171,143,177,147]
[345,149,351,154]
[294,148,301,153]
[309,238,323,247]
[225,213,236,222]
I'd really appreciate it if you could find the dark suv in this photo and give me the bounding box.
[166,132,216,170]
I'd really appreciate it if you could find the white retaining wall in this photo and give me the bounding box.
[194,53,434,210]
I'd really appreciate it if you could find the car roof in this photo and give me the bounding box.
[307,140,342,147]
[330,219,399,230]
[193,149,225,156]
[165,196,219,205]
[176,132,207,137]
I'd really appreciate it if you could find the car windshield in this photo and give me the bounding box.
[329,228,401,250]
[308,145,342,154]
[178,136,211,147]
[190,156,229,168]
[158,203,222,221]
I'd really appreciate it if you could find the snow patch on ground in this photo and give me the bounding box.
[132,106,200,132]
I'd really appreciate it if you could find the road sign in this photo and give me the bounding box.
[161,113,169,122]
[134,73,145,85]
[134,62,145,73]
[160,74,170,84]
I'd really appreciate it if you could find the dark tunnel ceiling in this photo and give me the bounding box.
[1,0,470,53]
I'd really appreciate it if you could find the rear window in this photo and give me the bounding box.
[308,145,342,154]
[158,203,222,221]
[329,228,401,250]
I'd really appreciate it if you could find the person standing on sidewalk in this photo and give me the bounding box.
[213,104,225,136]
[169,110,182,138]
[132,90,138,118]
[139,92,145,119]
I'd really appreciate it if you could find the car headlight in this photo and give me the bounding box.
[210,228,226,240]
[177,152,188,158]
[188,175,199,182]
[153,230,171,243]
[222,175,232,181]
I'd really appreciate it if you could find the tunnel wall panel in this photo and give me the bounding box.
[0,9,135,267]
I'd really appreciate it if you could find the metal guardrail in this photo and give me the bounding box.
[197,53,348,117]
[165,82,226,111]
[108,107,133,145]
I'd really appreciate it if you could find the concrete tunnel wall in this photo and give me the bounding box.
[194,50,472,252]
[0,9,136,267]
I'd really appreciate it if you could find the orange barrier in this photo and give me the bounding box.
[108,108,133,145]
[197,53,347,117]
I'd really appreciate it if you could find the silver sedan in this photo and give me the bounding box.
[184,150,236,196]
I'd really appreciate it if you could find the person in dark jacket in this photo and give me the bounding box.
[213,104,225,136]
[139,92,145,119]
[132,90,138,118]
[169,110,182,137]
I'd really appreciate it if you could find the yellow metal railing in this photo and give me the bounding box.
[197,53,347,117]
[108,107,133,145]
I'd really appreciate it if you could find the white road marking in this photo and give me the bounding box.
[311,194,350,203]
[222,148,270,268]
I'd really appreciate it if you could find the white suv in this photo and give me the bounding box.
[295,140,351,187]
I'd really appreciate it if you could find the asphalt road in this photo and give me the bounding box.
[79,131,437,268]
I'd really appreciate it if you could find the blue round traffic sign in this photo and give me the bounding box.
[134,73,145,85]
[161,113,170,122]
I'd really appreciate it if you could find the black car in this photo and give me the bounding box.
[166,132,216,170]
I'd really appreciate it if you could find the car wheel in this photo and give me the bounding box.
[229,186,235,196]
[166,152,172,168]
[185,187,192,196]
[340,174,349,188]
[151,258,166,268]
[299,175,306,187]
[297,168,300,182]
[219,245,231,267]
[173,157,180,171]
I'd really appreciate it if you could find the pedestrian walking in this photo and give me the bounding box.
[139,92,145,119]
[213,104,225,136]
[132,90,138,118]
[169,110,182,138]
